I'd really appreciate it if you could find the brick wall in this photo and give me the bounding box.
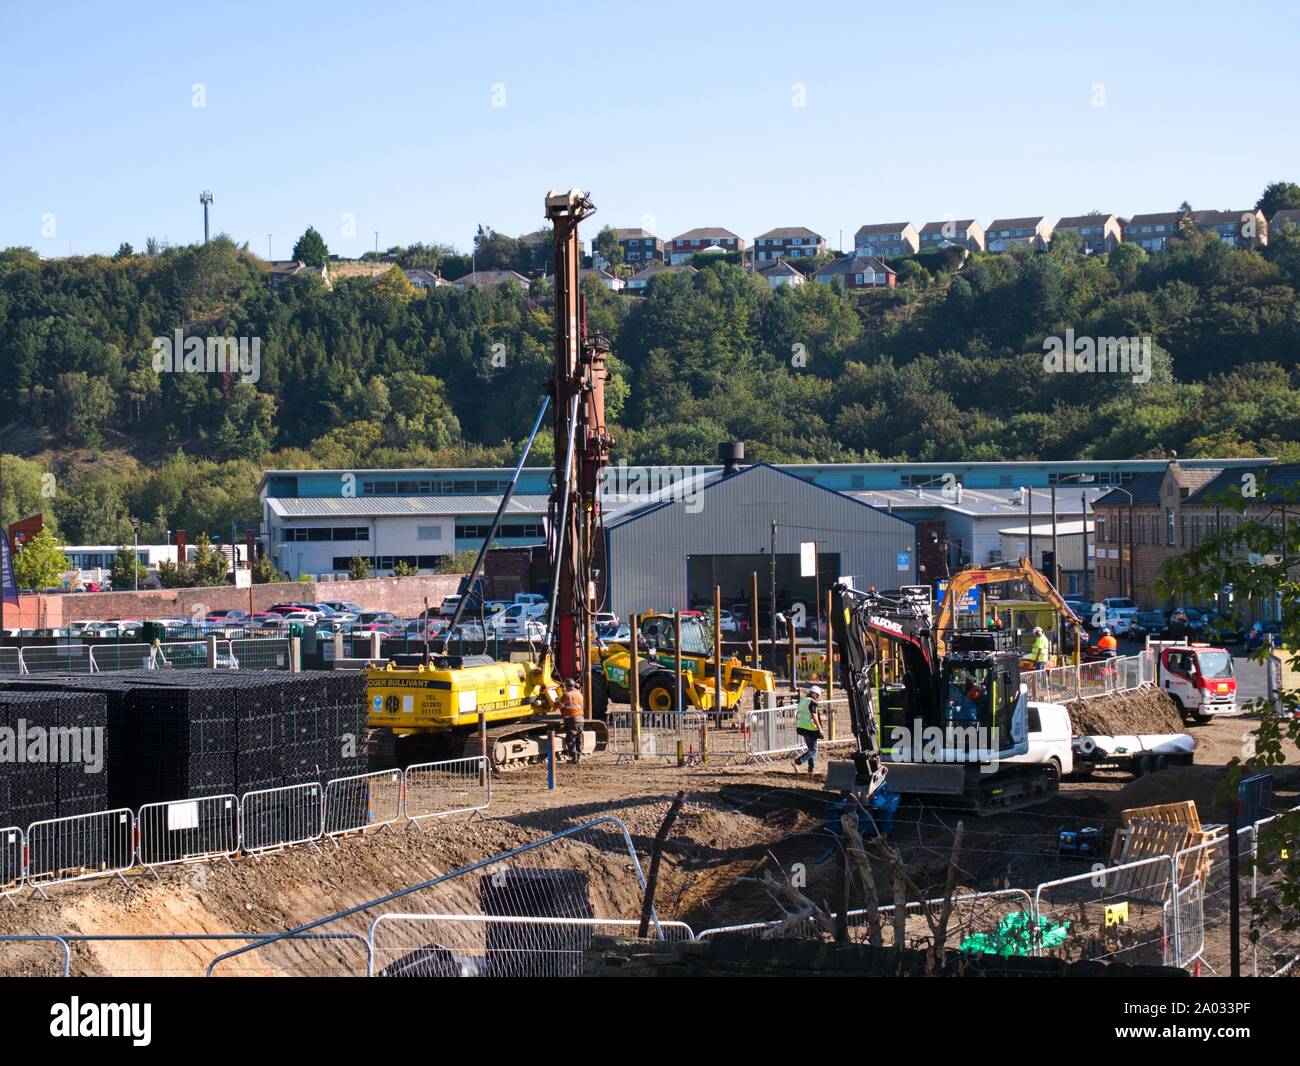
[46,574,465,624]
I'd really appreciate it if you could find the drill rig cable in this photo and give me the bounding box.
[542,391,582,667]
[439,394,552,653]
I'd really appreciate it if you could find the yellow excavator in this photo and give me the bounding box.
[589,612,775,716]
[367,188,612,769]
[933,556,1084,665]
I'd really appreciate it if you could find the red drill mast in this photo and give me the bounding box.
[543,189,612,689]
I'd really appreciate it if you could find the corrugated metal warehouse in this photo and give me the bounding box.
[603,463,918,618]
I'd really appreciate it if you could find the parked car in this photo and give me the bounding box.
[1064,599,1102,627]
[206,609,249,622]
[439,596,463,618]
[1164,607,1206,641]
[1245,621,1283,652]
[1200,615,1245,645]
[1130,610,1168,639]
[320,600,363,616]
[356,611,399,627]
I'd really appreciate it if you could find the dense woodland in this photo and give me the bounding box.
[2,193,1299,544]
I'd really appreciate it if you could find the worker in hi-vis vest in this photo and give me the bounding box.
[1030,627,1051,671]
[559,678,585,764]
[792,685,825,775]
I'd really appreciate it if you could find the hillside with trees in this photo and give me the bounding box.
[2,191,1299,541]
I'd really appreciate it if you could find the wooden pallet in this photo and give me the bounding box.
[1111,800,1212,891]
[1110,819,1189,901]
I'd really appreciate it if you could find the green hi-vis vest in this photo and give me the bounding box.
[796,696,819,730]
[1031,635,1050,662]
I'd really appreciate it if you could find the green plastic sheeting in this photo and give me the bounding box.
[959,911,1070,957]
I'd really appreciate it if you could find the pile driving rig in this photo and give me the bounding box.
[367,188,613,769]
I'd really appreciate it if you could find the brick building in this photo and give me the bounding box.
[1091,461,1225,607]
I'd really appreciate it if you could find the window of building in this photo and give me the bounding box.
[1166,508,1175,545]
[282,526,369,542]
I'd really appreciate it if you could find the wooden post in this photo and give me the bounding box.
[713,584,723,714]
[630,612,641,759]
[788,619,799,695]
[750,570,762,710]
[825,587,835,740]
[673,610,683,716]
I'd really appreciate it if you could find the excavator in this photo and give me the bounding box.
[367,188,613,769]
[829,561,1078,811]
[588,612,775,717]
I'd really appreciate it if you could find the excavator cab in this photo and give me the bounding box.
[942,631,1026,754]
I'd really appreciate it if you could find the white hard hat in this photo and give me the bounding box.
[1033,626,1043,635]
[809,685,823,696]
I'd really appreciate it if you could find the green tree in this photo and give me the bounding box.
[251,554,286,584]
[1160,478,1300,938]
[1256,181,1300,220]
[348,554,372,580]
[109,546,148,589]
[190,535,230,586]
[437,549,477,574]
[593,225,624,268]
[291,226,330,267]
[11,529,71,590]
[392,559,419,577]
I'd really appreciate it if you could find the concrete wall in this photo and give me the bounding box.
[45,573,464,624]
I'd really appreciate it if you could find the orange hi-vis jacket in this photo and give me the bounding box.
[560,689,585,718]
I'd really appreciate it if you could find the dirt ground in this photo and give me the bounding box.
[1,710,1295,976]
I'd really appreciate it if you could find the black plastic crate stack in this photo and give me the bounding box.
[233,675,285,794]
[0,692,60,827]
[0,690,111,825]
[54,691,109,817]
[280,674,338,787]
[130,683,237,804]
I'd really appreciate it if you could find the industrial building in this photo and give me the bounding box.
[257,456,1265,585]
[603,463,918,619]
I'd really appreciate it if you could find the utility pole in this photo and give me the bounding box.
[769,520,778,680]
[267,235,272,261]
[1050,484,1059,590]
[1082,490,1091,602]
[374,231,380,255]
[1026,487,1034,567]
[199,190,213,244]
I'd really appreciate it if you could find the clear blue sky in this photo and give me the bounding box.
[4,0,1298,258]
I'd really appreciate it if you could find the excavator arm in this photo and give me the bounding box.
[933,556,1082,659]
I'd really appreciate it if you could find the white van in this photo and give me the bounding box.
[489,601,548,638]
[1005,701,1073,780]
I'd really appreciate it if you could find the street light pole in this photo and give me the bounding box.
[1113,487,1136,603]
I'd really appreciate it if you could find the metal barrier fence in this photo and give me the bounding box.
[206,816,653,976]
[240,783,324,853]
[403,757,491,821]
[369,914,696,977]
[231,637,291,671]
[607,696,854,764]
[1023,651,1153,703]
[150,641,212,670]
[17,644,94,674]
[25,809,135,892]
[0,934,72,976]
[0,648,19,675]
[1033,851,1177,965]
[697,889,1035,950]
[136,795,240,871]
[89,643,155,672]
[324,770,404,837]
[1,825,23,899]
[0,755,495,897]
